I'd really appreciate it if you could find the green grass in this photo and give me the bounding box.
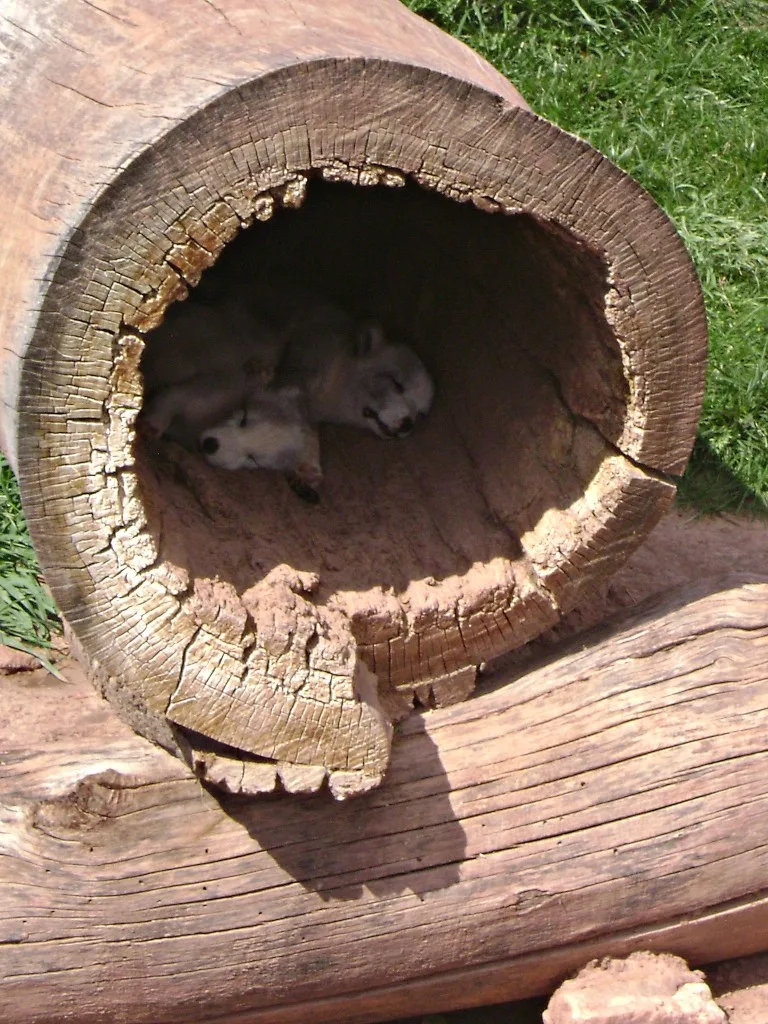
[405,0,768,514]
[0,456,61,655]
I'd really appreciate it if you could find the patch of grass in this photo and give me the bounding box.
[405,0,768,513]
[0,453,61,655]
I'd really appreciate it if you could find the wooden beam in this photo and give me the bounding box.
[2,574,768,1023]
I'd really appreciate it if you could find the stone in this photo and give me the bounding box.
[544,952,726,1024]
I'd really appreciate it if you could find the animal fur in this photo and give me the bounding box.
[277,314,434,439]
[140,293,281,394]
[138,273,435,499]
[199,386,322,502]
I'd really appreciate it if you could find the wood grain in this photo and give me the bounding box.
[2,575,768,1023]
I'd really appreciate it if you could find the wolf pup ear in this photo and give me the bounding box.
[354,321,386,357]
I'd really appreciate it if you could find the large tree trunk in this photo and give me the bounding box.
[2,575,768,1023]
[0,0,707,791]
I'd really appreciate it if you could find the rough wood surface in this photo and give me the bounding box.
[0,0,707,789]
[3,574,768,1024]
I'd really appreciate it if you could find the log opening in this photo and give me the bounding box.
[137,175,628,686]
[0,4,707,794]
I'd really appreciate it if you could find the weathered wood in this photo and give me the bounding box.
[2,574,768,1023]
[0,0,707,789]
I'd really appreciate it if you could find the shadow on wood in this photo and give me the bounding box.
[216,722,467,902]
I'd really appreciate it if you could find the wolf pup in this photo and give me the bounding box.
[198,385,323,503]
[139,279,435,502]
[275,300,435,441]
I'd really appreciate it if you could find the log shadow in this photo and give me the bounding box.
[678,436,768,517]
[214,720,467,902]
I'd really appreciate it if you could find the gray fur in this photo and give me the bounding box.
[199,385,321,486]
[140,296,281,393]
[141,372,257,450]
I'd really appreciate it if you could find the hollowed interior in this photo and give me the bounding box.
[136,177,627,684]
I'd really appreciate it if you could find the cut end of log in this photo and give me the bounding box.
[3,22,707,795]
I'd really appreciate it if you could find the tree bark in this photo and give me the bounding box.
[2,575,768,1023]
[0,0,707,790]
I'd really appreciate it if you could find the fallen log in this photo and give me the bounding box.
[2,574,768,1023]
[0,0,707,791]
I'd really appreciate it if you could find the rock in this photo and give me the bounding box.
[544,952,726,1024]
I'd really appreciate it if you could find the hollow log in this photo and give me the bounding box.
[0,0,707,791]
[2,574,768,1023]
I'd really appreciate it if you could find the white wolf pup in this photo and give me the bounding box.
[198,386,323,503]
[276,303,435,440]
[141,373,323,503]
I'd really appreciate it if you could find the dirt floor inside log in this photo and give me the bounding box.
[3,506,767,1022]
